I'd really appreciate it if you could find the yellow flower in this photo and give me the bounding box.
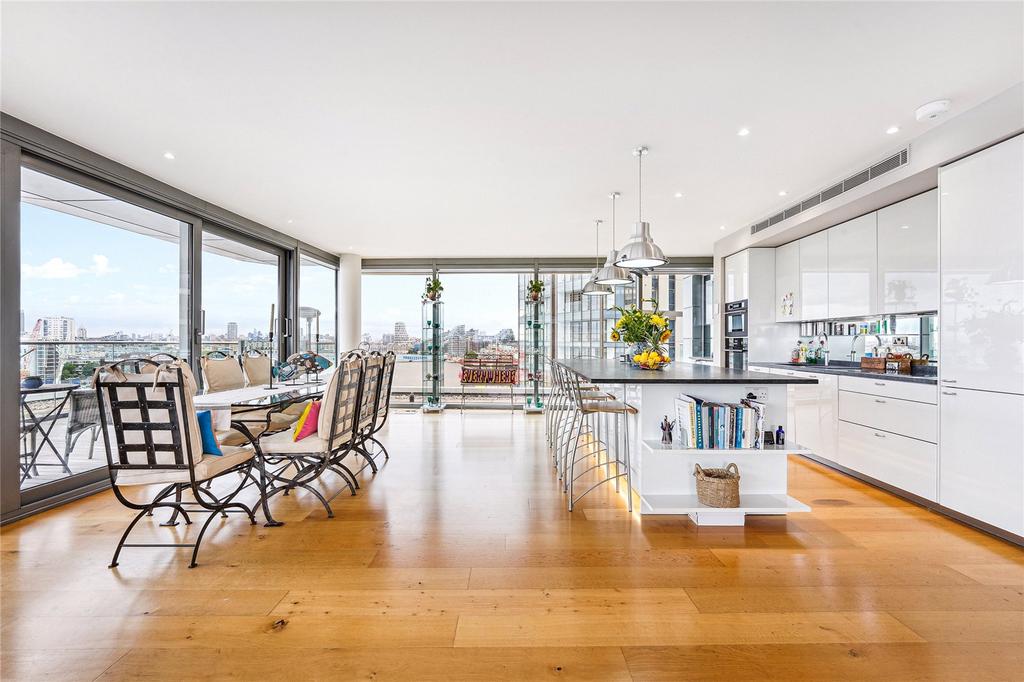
[633,353,643,363]
[650,314,666,327]
[659,329,671,343]
[610,331,620,342]
[661,353,671,363]
[615,318,625,329]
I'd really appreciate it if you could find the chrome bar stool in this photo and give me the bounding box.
[562,366,637,512]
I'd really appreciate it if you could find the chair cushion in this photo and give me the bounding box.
[114,446,253,487]
[259,428,333,455]
[196,410,223,455]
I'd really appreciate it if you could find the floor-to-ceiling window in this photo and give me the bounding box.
[18,165,190,493]
[298,254,338,363]
[200,229,283,365]
[360,272,431,399]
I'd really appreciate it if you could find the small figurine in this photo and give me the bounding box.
[660,415,676,445]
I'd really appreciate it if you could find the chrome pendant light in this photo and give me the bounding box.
[581,219,614,297]
[593,191,633,285]
[615,146,668,269]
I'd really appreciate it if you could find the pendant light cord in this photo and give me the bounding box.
[610,193,617,244]
[638,149,643,222]
[594,220,602,268]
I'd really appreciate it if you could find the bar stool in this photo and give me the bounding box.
[562,367,636,512]
[549,362,611,485]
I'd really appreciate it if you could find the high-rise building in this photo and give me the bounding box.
[393,321,409,344]
[226,322,239,341]
[31,316,76,342]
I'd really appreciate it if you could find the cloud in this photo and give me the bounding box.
[22,257,83,279]
[91,254,116,275]
[22,254,118,278]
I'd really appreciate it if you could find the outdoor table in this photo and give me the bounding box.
[19,383,78,482]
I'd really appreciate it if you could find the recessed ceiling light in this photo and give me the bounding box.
[916,99,951,122]
[900,224,910,230]
[886,126,900,135]
[674,192,684,198]
[778,190,788,197]
[287,219,293,224]
[162,151,175,160]
[719,225,726,231]
[737,128,750,137]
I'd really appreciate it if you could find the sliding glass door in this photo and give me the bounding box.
[17,162,191,498]
[200,228,285,373]
[298,254,338,363]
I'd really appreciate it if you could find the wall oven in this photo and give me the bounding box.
[724,336,747,370]
[725,299,747,338]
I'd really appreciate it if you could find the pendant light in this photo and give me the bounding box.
[615,146,668,269]
[581,219,614,297]
[593,191,633,285]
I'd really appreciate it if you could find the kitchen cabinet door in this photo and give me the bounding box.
[799,231,829,320]
[816,372,838,463]
[775,242,800,322]
[939,388,1024,535]
[877,190,938,314]
[828,213,878,319]
[724,250,749,303]
[839,420,938,501]
[939,135,1024,395]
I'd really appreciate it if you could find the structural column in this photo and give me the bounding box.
[337,253,362,352]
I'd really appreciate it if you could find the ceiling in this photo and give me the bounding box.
[2,2,1021,258]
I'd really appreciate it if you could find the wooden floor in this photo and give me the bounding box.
[2,411,1022,681]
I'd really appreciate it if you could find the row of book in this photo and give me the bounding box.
[673,394,767,450]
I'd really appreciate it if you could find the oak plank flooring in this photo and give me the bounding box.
[1,410,1022,680]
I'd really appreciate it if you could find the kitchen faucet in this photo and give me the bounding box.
[849,333,883,361]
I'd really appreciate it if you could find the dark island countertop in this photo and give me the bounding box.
[561,359,818,385]
[749,362,939,385]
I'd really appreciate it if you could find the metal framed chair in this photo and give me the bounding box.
[65,388,102,460]
[94,359,263,568]
[361,351,396,464]
[249,353,365,519]
[241,350,273,386]
[200,351,246,393]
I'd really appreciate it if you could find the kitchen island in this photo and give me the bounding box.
[561,359,818,525]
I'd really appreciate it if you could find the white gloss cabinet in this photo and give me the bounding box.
[838,420,938,502]
[775,241,801,322]
[877,189,938,314]
[724,250,749,303]
[827,213,878,319]
[939,135,1024,396]
[939,388,1024,536]
[799,231,829,320]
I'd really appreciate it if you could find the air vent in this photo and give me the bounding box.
[750,146,909,235]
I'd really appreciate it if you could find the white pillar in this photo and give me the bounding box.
[338,253,362,352]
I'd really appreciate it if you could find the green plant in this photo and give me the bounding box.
[527,279,544,295]
[610,298,672,368]
[423,276,444,300]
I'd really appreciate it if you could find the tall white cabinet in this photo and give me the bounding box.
[828,213,878,318]
[877,189,939,314]
[938,134,1024,537]
[724,250,749,303]
[799,231,829,320]
[774,241,800,321]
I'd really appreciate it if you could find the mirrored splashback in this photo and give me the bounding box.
[795,314,937,363]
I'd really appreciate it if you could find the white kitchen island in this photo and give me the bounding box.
[561,359,818,526]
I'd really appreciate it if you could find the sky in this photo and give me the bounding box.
[361,273,520,338]
[21,202,335,339]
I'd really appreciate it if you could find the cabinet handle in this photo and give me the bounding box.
[941,391,957,396]
[873,382,885,387]
[874,399,886,404]
[874,432,886,438]
[941,379,957,383]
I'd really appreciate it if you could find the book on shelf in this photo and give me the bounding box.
[671,394,766,450]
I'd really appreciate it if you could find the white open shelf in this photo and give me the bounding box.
[641,439,813,456]
[639,493,811,525]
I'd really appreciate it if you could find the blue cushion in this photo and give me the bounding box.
[196,410,223,456]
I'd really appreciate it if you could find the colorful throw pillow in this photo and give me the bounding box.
[292,400,322,441]
[196,410,223,456]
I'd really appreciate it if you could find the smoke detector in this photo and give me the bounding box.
[915,99,951,122]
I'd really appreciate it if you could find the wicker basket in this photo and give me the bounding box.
[693,463,740,508]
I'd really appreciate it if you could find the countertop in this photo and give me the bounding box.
[750,362,939,385]
[561,359,818,385]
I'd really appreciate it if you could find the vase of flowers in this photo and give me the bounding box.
[423,277,444,301]
[609,298,673,370]
[527,279,544,301]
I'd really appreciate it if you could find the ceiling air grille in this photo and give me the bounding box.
[750,146,909,235]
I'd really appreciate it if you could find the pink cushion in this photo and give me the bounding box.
[292,401,322,441]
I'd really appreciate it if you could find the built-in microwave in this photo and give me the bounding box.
[724,299,748,338]
[724,336,747,369]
